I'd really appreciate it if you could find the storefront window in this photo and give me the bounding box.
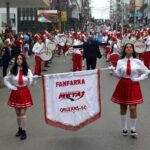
[1,13,16,27]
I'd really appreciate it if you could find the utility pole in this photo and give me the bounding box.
[121,0,124,34]
[134,0,136,30]
[57,0,62,32]
[6,2,10,27]
[67,0,69,31]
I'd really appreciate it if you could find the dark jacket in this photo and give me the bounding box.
[72,38,109,59]
[83,39,102,59]
[2,47,11,62]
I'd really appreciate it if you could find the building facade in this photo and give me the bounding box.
[18,8,54,33]
[140,0,150,26]
[110,0,133,30]
[0,8,17,33]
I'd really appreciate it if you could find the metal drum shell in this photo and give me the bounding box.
[134,40,146,53]
[40,49,52,61]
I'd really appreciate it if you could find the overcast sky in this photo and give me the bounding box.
[91,0,110,19]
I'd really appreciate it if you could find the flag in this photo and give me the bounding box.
[42,69,101,131]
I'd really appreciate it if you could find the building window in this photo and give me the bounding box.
[32,8,36,21]
[20,8,23,21]
[1,13,16,27]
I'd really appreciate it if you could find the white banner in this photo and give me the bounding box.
[42,69,101,131]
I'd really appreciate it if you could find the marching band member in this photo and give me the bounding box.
[110,43,150,137]
[32,34,43,75]
[54,33,60,56]
[4,53,33,140]
[130,32,137,42]
[47,33,56,63]
[73,34,110,70]
[102,32,109,58]
[72,39,83,71]
[108,37,121,75]
[63,38,72,55]
[144,29,150,69]
[54,32,65,56]
[41,34,50,68]
[136,32,145,61]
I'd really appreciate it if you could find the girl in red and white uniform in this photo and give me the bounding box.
[41,34,50,68]
[144,29,150,69]
[102,32,109,58]
[72,39,83,71]
[32,35,43,75]
[4,53,33,140]
[110,43,150,137]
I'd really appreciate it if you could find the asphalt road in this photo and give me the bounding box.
[0,53,150,150]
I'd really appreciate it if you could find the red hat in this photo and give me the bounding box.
[41,34,47,40]
[34,34,40,40]
[72,32,78,39]
[43,30,49,35]
[116,32,121,38]
[136,31,140,36]
[111,37,117,42]
[147,28,150,34]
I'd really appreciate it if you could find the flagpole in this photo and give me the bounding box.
[32,68,111,79]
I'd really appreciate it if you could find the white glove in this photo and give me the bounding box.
[131,72,150,82]
[131,77,141,82]
[10,85,18,91]
[108,66,115,70]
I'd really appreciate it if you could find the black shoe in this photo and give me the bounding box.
[20,130,27,140]
[45,65,50,68]
[130,130,138,137]
[16,128,22,137]
[122,130,128,136]
[42,68,48,71]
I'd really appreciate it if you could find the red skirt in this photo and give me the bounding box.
[144,51,150,69]
[111,78,143,105]
[8,86,33,108]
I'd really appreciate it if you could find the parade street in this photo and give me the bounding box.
[0,54,150,150]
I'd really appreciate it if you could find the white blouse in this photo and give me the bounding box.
[32,42,44,54]
[4,68,33,90]
[114,57,150,81]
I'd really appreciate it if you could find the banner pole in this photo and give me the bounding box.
[32,68,110,79]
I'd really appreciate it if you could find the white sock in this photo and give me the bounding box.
[20,115,27,130]
[130,118,137,131]
[17,117,22,128]
[120,115,128,130]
